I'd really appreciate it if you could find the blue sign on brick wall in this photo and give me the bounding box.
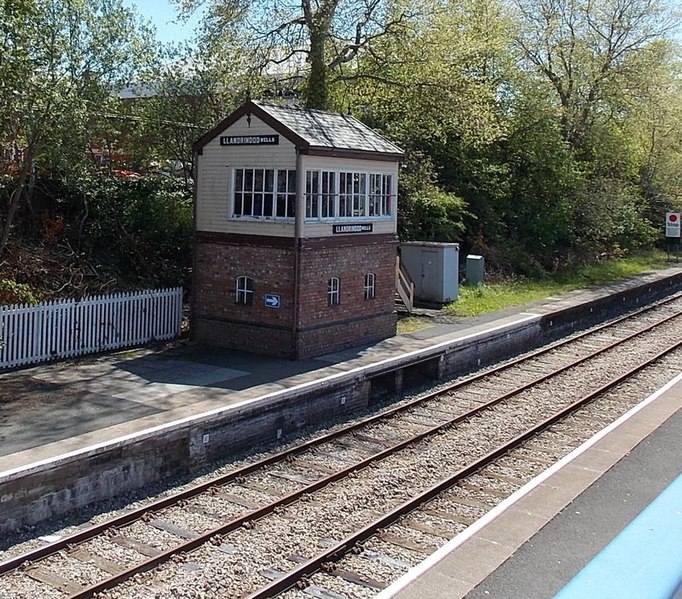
[265,294,281,308]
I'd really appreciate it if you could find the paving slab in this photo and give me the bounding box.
[383,374,682,599]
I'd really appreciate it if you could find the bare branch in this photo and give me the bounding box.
[327,11,413,69]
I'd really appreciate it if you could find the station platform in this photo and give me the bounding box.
[0,266,681,539]
[380,374,682,599]
[0,308,541,474]
[0,266,677,473]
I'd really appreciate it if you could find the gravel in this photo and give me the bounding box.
[1,300,679,599]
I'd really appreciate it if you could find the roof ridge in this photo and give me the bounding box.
[253,100,400,149]
[253,99,345,117]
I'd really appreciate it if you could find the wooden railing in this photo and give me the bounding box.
[395,255,415,313]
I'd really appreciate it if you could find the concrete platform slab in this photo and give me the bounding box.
[382,373,682,599]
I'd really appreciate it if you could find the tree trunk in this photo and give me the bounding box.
[305,29,329,110]
[0,161,31,257]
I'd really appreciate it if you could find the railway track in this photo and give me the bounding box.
[1,294,681,599]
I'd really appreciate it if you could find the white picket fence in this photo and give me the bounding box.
[0,287,183,369]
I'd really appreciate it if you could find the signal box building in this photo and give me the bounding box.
[192,100,404,359]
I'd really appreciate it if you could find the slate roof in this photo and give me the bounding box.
[194,100,404,160]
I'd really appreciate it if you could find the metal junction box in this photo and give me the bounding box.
[400,242,459,304]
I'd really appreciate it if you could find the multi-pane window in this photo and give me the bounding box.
[233,168,296,219]
[306,170,336,218]
[276,169,297,218]
[364,272,376,300]
[369,174,393,217]
[328,277,340,306]
[236,276,254,305]
[306,170,393,221]
[338,172,353,218]
[353,173,367,217]
[233,167,394,221]
[339,172,367,217]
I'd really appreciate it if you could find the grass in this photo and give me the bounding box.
[396,316,428,334]
[444,250,671,318]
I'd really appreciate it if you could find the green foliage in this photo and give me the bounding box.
[500,88,579,261]
[78,175,194,289]
[0,0,159,254]
[120,44,246,183]
[0,279,38,306]
[399,184,469,243]
[0,172,194,292]
[570,177,659,261]
[3,0,682,291]
[398,153,469,242]
[351,0,508,148]
[446,251,668,317]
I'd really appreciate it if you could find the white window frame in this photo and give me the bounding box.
[364,272,376,300]
[232,167,296,220]
[236,275,254,305]
[369,173,393,217]
[306,170,336,219]
[305,169,395,222]
[328,276,340,306]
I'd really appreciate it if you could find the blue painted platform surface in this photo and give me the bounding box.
[555,474,682,599]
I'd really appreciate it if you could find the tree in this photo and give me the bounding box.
[512,0,677,151]
[623,42,682,213]
[349,0,508,143]
[176,0,419,109]
[116,46,237,189]
[0,0,155,255]
[345,0,512,248]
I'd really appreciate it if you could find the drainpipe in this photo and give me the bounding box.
[190,149,200,341]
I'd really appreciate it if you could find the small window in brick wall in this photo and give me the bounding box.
[328,277,340,306]
[364,272,376,300]
[236,276,254,305]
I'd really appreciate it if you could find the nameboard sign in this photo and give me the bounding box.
[220,135,279,146]
[333,223,373,234]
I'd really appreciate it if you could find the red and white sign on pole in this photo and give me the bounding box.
[666,212,681,238]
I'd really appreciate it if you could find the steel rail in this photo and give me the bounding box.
[0,300,679,578]
[245,339,682,598]
[61,309,682,598]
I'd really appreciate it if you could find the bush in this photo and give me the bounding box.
[0,279,38,305]
[75,174,194,289]
[398,153,469,242]
[0,172,194,296]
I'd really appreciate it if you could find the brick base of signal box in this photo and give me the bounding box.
[191,232,398,359]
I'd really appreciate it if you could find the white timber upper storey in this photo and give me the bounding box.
[194,100,404,238]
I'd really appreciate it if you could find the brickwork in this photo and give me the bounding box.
[192,233,398,358]
[296,312,396,358]
[297,234,397,327]
[295,234,397,357]
[193,318,295,358]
